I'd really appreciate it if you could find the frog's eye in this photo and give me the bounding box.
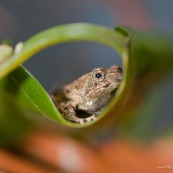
[95,73,102,78]
[92,69,105,82]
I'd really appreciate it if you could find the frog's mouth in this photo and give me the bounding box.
[69,110,96,124]
[76,110,93,118]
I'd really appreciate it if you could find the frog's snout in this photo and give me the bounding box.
[115,73,123,82]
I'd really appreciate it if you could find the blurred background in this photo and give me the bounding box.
[0,0,173,139]
[1,1,173,172]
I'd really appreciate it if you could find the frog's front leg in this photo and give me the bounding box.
[59,101,96,124]
[58,101,78,122]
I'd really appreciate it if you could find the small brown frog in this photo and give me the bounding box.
[50,65,122,124]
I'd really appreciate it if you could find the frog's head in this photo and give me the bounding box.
[87,65,122,93]
[92,65,122,88]
[82,65,123,112]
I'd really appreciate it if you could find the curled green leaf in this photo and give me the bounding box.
[0,23,173,129]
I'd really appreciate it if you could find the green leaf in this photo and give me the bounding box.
[0,66,59,119]
[0,23,173,131]
[100,27,173,125]
[118,86,163,141]
[0,91,34,145]
[0,23,127,128]
[0,23,125,79]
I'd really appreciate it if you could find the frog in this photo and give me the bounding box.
[50,65,123,124]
